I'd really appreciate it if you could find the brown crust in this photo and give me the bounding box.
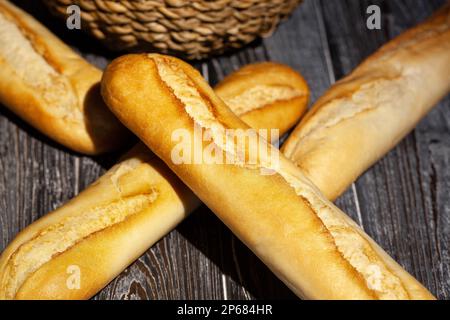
[215,61,309,135]
[282,4,450,201]
[0,0,130,154]
[296,194,379,299]
[0,152,197,299]
[0,2,64,75]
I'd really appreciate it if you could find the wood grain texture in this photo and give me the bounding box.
[0,0,448,300]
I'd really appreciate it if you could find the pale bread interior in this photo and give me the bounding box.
[224,84,302,115]
[0,10,80,120]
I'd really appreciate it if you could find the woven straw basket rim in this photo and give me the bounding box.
[43,0,302,59]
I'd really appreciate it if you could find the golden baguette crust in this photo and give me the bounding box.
[0,0,129,155]
[215,62,309,135]
[0,62,308,299]
[0,144,198,299]
[101,53,435,300]
[282,4,450,201]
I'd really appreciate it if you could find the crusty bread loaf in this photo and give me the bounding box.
[101,53,435,300]
[0,62,309,299]
[282,4,450,201]
[0,144,197,299]
[0,0,129,154]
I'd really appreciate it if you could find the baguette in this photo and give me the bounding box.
[0,0,129,154]
[0,62,309,299]
[215,62,309,135]
[282,4,450,201]
[101,53,435,299]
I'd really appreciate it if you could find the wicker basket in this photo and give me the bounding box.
[43,0,301,59]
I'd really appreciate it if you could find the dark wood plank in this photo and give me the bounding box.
[384,0,449,299]
[413,95,450,298]
[0,108,77,246]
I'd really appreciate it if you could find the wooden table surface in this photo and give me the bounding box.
[1,0,449,300]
